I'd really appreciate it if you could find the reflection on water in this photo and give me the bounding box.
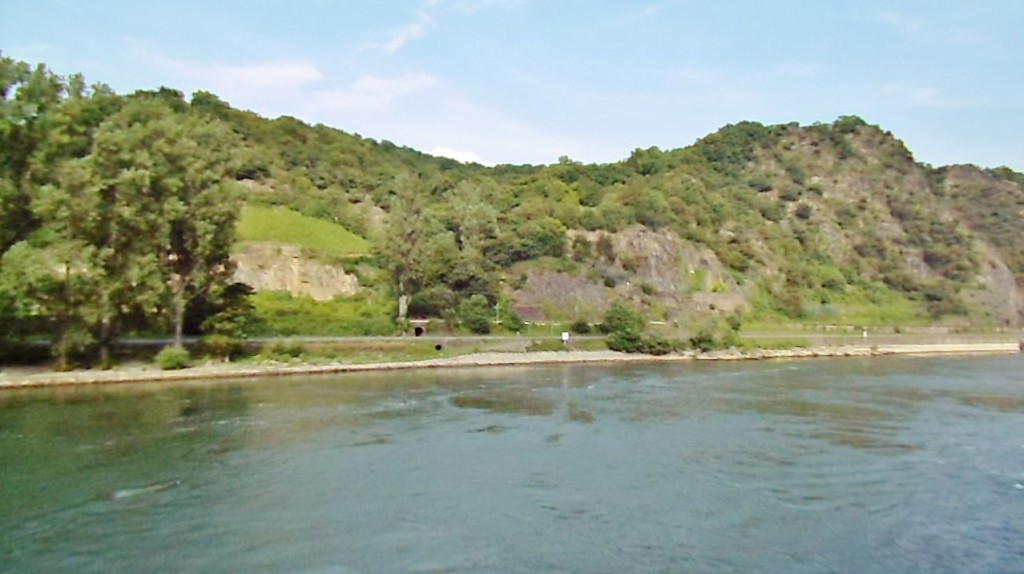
[1,355,1023,573]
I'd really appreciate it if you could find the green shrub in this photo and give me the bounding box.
[640,334,674,355]
[499,308,526,332]
[155,345,191,370]
[569,319,592,334]
[689,327,718,353]
[267,340,306,359]
[601,302,645,334]
[458,294,492,335]
[201,334,245,361]
[250,291,395,336]
[607,329,644,353]
[785,163,807,185]
[607,330,680,355]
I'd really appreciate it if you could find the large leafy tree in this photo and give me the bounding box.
[1,74,242,365]
[0,56,118,362]
[0,57,67,253]
[82,97,243,351]
[376,175,440,322]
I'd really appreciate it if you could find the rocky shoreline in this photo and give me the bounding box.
[0,343,1018,391]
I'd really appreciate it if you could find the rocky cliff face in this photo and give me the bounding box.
[232,243,359,301]
[511,124,1024,327]
[513,227,745,322]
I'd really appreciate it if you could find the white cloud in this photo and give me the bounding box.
[431,146,489,165]
[310,73,439,112]
[134,48,325,113]
[384,12,435,53]
[301,74,587,165]
[361,4,438,54]
[185,60,325,90]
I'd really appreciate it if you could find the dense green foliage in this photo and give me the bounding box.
[0,56,245,366]
[249,291,394,336]
[2,54,1023,368]
[602,303,679,355]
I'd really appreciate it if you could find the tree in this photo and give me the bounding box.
[7,96,243,364]
[0,57,66,254]
[0,239,98,369]
[0,64,114,364]
[443,180,499,251]
[376,175,437,321]
[85,99,242,349]
[458,294,492,334]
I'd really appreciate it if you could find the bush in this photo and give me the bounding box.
[500,311,525,333]
[266,340,306,360]
[640,335,674,356]
[201,334,245,361]
[689,327,718,353]
[250,291,395,336]
[601,302,645,334]
[569,319,592,334]
[607,330,679,355]
[155,345,191,370]
[607,328,644,353]
[458,294,492,335]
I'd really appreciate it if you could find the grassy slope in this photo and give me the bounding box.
[236,205,370,258]
[234,205,382,336]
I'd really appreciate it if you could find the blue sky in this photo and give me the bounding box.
[3,1,1022,169]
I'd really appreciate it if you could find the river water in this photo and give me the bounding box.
[2,355,1023,573]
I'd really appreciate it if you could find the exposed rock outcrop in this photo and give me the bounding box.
[232,243,359,301]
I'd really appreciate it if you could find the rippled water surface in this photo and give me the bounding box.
[2,355,1023,573]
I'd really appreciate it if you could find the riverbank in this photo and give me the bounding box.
[0,341,1019,390]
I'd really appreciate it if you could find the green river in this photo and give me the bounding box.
[2,354,1022,572]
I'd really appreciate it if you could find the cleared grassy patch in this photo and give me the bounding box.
[236,205,370,258]
[250,291,395,336]
[748,283,927,328]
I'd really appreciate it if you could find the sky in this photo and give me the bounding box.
[2,1,1023,169]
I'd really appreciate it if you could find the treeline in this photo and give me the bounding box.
[0,56,245,367]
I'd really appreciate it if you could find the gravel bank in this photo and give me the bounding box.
[0,343,1018,390]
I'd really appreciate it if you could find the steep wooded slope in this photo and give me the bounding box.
[223,108,1024,327]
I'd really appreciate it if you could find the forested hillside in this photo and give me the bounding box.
[2,56,1022,366]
